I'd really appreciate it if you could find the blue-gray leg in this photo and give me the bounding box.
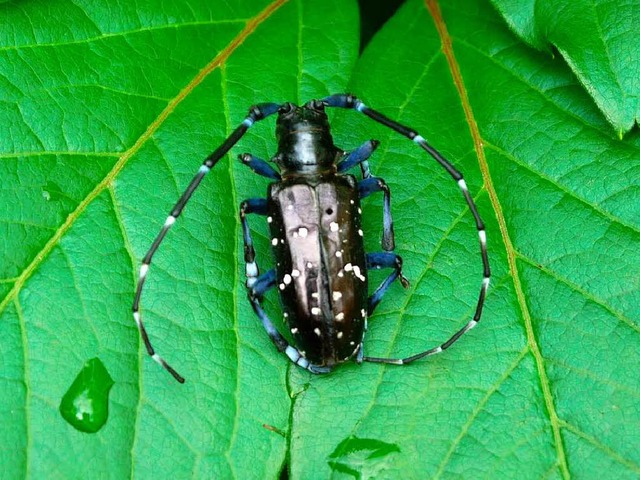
[338,140,379,179]
[366,252,409,315]
[359,177,394,251]
[239,153,281,180]
[247,270,331,374]
[239,198,267,287]
[354,253,408,365]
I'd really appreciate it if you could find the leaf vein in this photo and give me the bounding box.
[484,142,640,234]
[433,347,529,479]
[559,419,640,473]
[424,0,570,476]
[0,19,250,52]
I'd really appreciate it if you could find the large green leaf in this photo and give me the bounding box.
[0,0,358,477]
[3,0,639,478]
[288,0,640,478]
[490,0,640,136]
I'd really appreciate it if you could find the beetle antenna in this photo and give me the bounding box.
[132,102,281,382]
[323,93,490,363]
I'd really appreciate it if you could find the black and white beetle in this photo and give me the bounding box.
[132,94,490,383]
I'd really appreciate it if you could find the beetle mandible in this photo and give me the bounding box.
[132,94,491,383]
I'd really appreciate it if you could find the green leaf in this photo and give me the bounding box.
[0,0,358,477]
[490,0,640,136]
[288,0,640,478]
[3,0,639,478]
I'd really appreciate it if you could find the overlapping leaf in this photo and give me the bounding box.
[491,0,640,136]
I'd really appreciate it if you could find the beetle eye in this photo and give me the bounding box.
[279,102,295,114]
[305,99,325,112]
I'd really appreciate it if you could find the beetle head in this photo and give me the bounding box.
[274,100,339,176]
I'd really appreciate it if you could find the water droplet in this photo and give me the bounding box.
[42,180,64,202]
[328,436,400,478]
[59,357,114,433]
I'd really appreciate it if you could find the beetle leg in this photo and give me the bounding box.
[238,153,281,180]
[247,270,332,374]
[366,252,409,315]
[358,177,395,251]
[240,198,268,288]
[337,139,379,179]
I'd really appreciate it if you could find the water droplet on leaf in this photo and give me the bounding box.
[328,436,400,478]
[59,357,114,433]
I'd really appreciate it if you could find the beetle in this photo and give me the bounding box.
[132,94,490,383]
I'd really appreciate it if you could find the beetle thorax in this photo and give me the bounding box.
[274,102,339,177]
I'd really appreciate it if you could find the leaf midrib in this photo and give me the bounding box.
[0,0,289,321]
[426,0,570,477]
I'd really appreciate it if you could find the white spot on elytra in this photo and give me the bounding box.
[291,269,300,277]
[344,263,353,271]
[357,207,362,214]
[333,291,342,301]
[284,312,289,318]
[330,222,339,232]
[336,251,342,258]
[312,292,319,299]
[314,328,321,336]
[337,331,343,339]
[279,283,285,290]
[298,227,308,237]
[361,308,366,317]
[350,199,355,204]
[291,328,298,334]
[287,205,294,210]
[283,274,292,285]
[358,229,363,237]
[267,216,273,223]
[311,307,321,315]
[271,238,278,246]
[352,265,366,281]
[336,312,345,321]
[307,262,313,268]
[338,271,344,277]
